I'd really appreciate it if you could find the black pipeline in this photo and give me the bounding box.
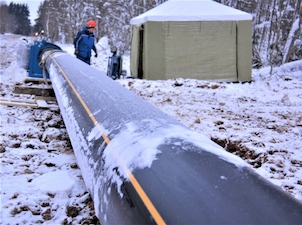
[42,50,302,225]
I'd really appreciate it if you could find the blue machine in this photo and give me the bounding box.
[28,40,62,79]
[106,47,127,80]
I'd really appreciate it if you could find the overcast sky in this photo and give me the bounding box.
[6,0,43,25]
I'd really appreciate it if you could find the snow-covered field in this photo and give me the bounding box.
[1,34,302,224]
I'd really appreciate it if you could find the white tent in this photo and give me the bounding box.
[130,0,253,81]
[131,0,252,24]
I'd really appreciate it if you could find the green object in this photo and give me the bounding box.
[130,0,252,82]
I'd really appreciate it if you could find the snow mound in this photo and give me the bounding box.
[32,171,75,196]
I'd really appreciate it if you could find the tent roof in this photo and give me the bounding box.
[130,0,252,25]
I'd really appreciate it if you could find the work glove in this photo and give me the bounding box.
[74,49,79,56]
[95,52,98,57]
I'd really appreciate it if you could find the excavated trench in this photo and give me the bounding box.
[211,138,268,168]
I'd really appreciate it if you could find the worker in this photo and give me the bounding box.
[74,20,98,65]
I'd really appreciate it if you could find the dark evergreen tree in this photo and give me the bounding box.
[0,2,9,34]
[8,2,31,35]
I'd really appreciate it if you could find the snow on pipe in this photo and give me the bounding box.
[42,50,302,225]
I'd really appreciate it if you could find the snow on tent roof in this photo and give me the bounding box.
[130,0,252,25]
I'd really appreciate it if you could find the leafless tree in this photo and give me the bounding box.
[215,0,302,67]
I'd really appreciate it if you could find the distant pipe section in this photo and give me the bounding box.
[42,50,302,225]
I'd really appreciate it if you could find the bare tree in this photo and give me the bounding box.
[215,0,302,67]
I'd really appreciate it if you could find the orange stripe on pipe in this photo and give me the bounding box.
[49,55,166,225]
[126,168,166,225]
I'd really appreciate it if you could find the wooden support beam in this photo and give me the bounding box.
[13,83,55,97]
[23,77,52,84]
[0,97,58,109]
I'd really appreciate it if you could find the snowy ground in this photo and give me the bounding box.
[1,34,302,224]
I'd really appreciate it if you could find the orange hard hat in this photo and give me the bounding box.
[87,20,96,28]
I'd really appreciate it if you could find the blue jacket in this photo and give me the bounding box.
[74,26,97,60]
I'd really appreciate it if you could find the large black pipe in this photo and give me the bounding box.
[42,51,302,225]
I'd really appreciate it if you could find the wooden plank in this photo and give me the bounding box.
[0,97,58,109]
[0,97,36,104]
[13,84,55,97]
[24,77,52,84]
[35,96,57,101]
[0,100,38,108]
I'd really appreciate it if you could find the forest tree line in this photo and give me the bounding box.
[215,0,302,67]
[0,1,31,36]
[0,0,301,68]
